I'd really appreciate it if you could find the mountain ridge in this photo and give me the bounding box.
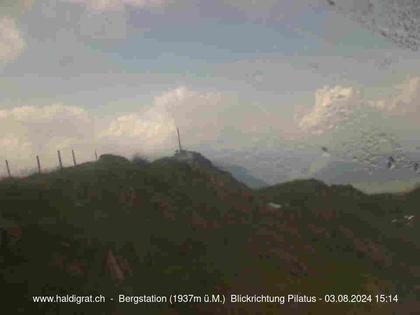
[0,150,419,314]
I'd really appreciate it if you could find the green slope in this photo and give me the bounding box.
[0,152,419,314]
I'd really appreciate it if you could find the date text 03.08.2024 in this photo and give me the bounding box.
[321,294,398,303]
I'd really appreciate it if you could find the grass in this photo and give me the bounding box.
[0,152,419,314]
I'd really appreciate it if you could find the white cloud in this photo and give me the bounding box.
[298,85,363,134]
[296,78,420,174]
[373,77,420,115]
[100,87,229,155]
[0,104,89,123]
[0,87,277,177]
[299,77,420,136]
[0,17,25,64]
[100,86,283,158]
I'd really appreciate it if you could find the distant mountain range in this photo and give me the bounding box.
[211,148,420,193]
[215,162,269,189]
[310,154,420,193]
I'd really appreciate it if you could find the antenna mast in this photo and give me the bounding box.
[176,127,183,152]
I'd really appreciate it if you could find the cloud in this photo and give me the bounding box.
[373,77,420,115]
[296,77,420,173]
[0,87,277,176]
[100,87,229,155]
[0,17,25,64]
[100,86,283,158]
[298,85,363,135]
[299,77,420,136]
[62,0,168,11]
[2,82,419,183]
[0,104,94,175]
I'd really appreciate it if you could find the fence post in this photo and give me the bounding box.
[5,160,11,178]
[177,127,183,152]
[72,149,77,166]
[57,150,63,170]
[36,155,41,174]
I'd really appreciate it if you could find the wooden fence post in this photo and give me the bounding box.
[72,149,77,166]
[5,160,11,178]
[36,155,41,174]
[57,150,63,170]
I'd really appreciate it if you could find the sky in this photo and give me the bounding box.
[1,0,420,190]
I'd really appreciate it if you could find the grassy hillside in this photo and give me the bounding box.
[0,152,419,314]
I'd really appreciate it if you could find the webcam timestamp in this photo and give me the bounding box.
[321,294,399,304]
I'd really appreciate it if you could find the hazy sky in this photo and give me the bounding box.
[1,0,420,185]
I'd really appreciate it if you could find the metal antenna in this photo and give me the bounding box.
[176,127,183,152]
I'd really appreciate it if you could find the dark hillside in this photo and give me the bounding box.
[0,152,419,314]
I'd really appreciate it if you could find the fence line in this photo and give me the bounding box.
[1,149,98,179]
